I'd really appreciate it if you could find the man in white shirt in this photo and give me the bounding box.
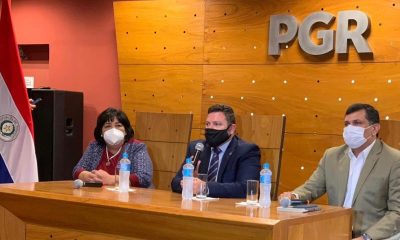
[280,103,400,240]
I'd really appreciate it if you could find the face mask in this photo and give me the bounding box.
[343,125,371,149]
[103,128,125,146]
[205,127,231,147]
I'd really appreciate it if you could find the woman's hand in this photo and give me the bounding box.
[78,171,101,182]
[92,169,115,185]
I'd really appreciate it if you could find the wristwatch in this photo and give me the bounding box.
[361,233,372,240]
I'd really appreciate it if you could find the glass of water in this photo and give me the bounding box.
[246,180,259,204]
[196,173,208,199]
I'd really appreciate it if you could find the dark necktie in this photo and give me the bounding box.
[208,147,221,182]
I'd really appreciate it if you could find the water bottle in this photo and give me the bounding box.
[118,152,131,193]
[182,157,194,200]
[259,163,272,207]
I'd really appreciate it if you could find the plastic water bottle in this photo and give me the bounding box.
[259,163,272,207]
[118,152,131,193]
[182,157,194,200]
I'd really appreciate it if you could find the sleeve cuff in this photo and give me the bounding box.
[129,174,140,187]
[73,168,85,179]
[292,192,300,199]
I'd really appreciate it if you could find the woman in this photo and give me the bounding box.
[73,108,152,188]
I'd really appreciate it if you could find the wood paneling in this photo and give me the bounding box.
[135,112,193,190]
[204,0,400,64]
[236,115,286,199]
[202,63,400,134]
[120,65,203,128]
[152,171,176,191]
[114,0,400,65]
[114,0,205,64]
[279,133,343,194]
[190,128,203,141]
[143,141,187,172]
[136,112,192,142]
[114,0,400,200]
[237,115,285,148]
[380,120,400,150]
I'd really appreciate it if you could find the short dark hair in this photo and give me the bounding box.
[207,104,236,125]
[94,108,134,144]
[345,103,380,124]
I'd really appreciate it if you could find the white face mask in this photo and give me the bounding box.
[103,128,125,146]
[342,125,371,149]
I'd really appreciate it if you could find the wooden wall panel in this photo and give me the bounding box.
[144,142,187,172]
[204,0,400,64]
[136,112,192,142]
[134,112,192,190]
[152,171,176,191]
[115,0,400,198]
[237,115,285,149]
[379,120,400,150]
[202,63,400,134]
[279,133,343,194]
[119,65,203,128]
[114,0,205,64]
[190,128,203,141]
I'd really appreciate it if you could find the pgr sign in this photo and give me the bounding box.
[268,10,372,56]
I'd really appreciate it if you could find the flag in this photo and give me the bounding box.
[0,0,38,183]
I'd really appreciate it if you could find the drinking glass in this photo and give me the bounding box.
[246,180,259,204]
[196,173,208,199]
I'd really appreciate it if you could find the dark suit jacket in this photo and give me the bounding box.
[171,136,261,198]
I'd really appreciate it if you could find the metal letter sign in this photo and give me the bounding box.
[268,10,372,56]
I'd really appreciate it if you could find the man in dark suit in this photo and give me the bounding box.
[171,104,261,198]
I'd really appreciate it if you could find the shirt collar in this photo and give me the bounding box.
[212,138,232,154]
[347,139,376,160]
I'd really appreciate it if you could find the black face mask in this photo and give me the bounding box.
[205,127,231,147]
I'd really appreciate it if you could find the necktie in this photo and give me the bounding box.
[208,147,221,182]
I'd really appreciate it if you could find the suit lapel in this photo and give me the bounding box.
[351,140,381,206]
[217,137,238,182]
[338,149,350,206]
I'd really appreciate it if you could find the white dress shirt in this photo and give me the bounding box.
[343,140,376,208]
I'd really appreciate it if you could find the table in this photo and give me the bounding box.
[0,181,351,240]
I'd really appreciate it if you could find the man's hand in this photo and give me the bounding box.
[29,99,36,110]
[278,191,296,201]
[180,177,205,195]
[193,178,205,194]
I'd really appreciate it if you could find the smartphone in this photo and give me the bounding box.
[292,204,321,212]
[291,199,308,205]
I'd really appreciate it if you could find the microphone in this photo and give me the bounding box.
[192,142,204,167]
[279,197,291,208]
[73,179,103,189]
[279,197,308,208]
